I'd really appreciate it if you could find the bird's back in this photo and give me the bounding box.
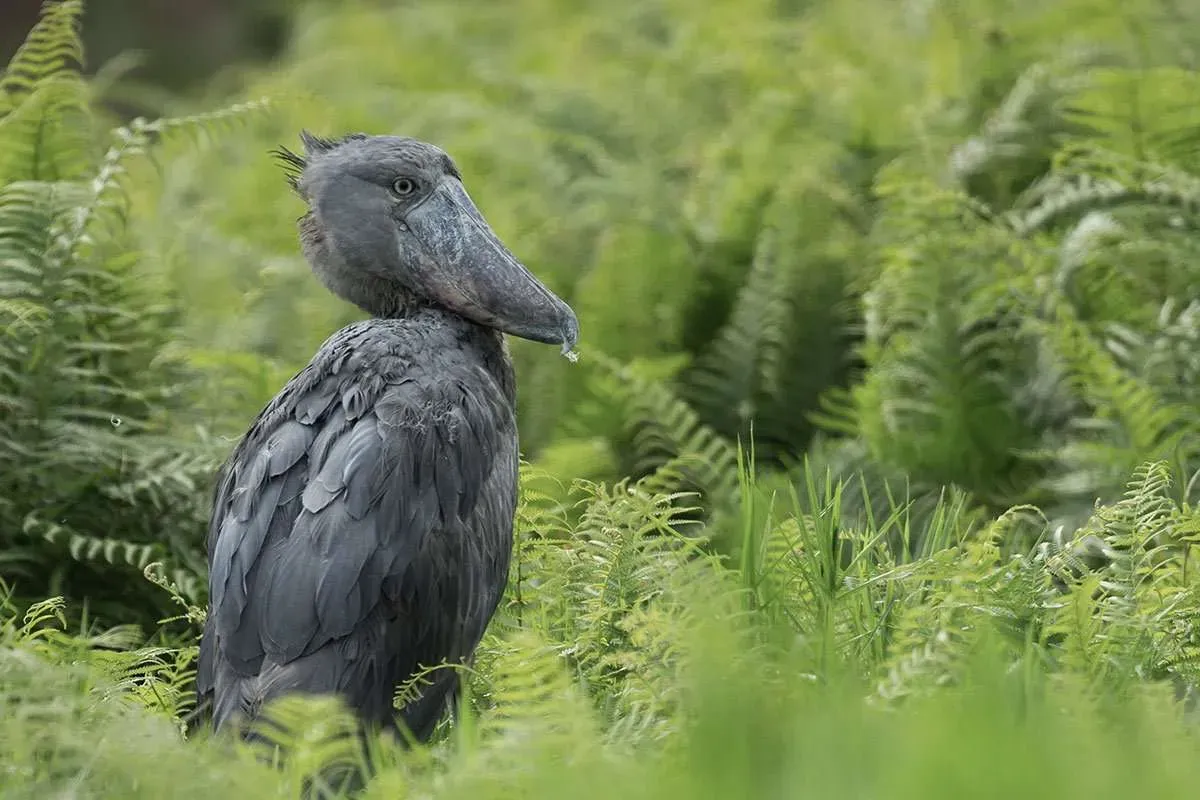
[195,309,518,739]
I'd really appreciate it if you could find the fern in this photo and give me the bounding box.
[949,53,1097,209]
[846,174,1054,506]
[1110,298,1200,413]
[1013,147,1200,235]
[1046,462,1200,694]
[0,0,268,629]
[679,210,856,464]
[584,350,741,509]
[0,0,93,183]
[1031,302,1200,526]
[490,470,732,746]
[1057,66,1200,168]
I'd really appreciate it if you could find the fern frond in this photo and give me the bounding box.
[475,632,598,748]
[1030,302,1200,519]
[1046,462,1200,692]
[239,693,374,796]
[852,176,1051,504]
[0,0,84,114]
[873,517,1052,704]
[21,512,162,572]
[98,438,222,511]
[1012,148,1200,235]
[1106,298,1200,412]
[949,54,1095,208]
[589,350,740,506]
[679,210,855,462]
[680,224,792,434]
[1057,66,1200,168]
[0,73,94,183]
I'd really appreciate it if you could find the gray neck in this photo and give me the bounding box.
[298,212,417,318]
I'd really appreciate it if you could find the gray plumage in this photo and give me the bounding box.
[194,132,578,740]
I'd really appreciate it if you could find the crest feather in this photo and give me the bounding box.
[270,130,371,194]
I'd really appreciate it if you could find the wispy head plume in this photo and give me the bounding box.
[270,130,369,195]
[271,145,305,193]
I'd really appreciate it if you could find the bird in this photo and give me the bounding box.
[193,131,579,743]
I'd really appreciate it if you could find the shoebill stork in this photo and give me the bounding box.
[194,131,579,740]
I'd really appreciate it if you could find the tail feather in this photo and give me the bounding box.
[213,646,386,732]
[192,632,463,797]
[206,640,459,739]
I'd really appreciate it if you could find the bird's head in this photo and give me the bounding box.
[275,131,578,357]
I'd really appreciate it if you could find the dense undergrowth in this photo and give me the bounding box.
[5,0,1200,796]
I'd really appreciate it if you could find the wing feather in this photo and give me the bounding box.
[199,326,517,731]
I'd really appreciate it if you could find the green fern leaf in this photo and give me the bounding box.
[0,0,84,114]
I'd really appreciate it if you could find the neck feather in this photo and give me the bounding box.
[298,212,421,318]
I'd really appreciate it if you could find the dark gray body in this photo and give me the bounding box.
[196,308,518,737]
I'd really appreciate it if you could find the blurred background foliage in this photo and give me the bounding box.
[127,0,1200,530]
[6,0,1200,796]
[0,0,294,102]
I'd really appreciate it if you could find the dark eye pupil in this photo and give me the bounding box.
[393,178,414,195]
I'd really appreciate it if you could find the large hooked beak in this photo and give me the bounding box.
[401,178,579,357]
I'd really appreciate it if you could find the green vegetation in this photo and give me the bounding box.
[4,0,1200,795]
